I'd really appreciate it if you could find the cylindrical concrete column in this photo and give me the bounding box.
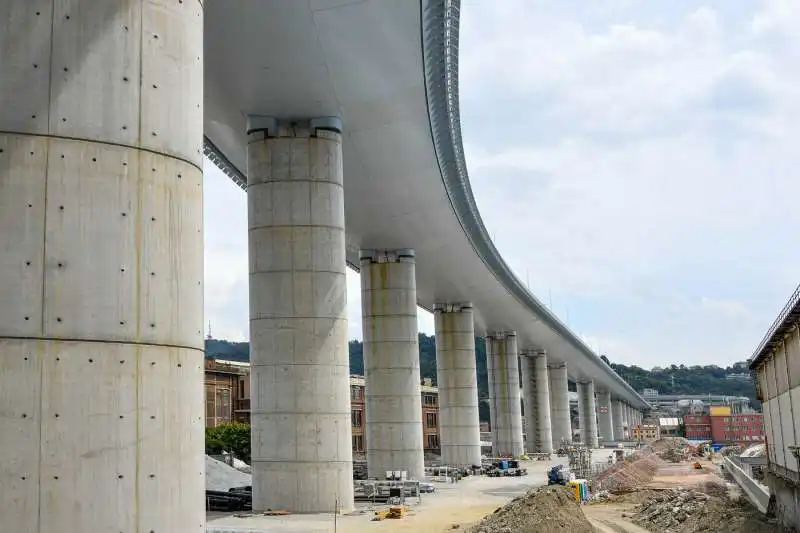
[521,351,553,453]
[577,381,599,448]
[0,2,205,530]
[434,303,481,467]
[612,400,625,441]
[361,249,424,481]
[596,390,613,443]
[621,403,630,438]
[487,332,524,457]
[548,363,571,447]
[248,119,353,512]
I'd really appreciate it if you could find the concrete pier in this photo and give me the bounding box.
[521,350,553,453]
[361,249,424,481]
[596,390,613,443]
[577,381,599,448]
[434,303,481,467]
[548,363,572,447]
[487,332,524,457]
[0,1,205,530]
[621,403,630,438]
[612,400,625,441]
[247,118,353,512]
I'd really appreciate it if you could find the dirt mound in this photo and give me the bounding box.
[593,450,663,491]
[631,487,777,533]
[468,486,594,533]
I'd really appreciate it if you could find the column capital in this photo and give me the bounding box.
[488,330,516,340]
[521,348,546,357]
[359,248,415,264]
[246,115,342,136]
[433,302,473,313]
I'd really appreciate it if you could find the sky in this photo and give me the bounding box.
[203,0,800,368]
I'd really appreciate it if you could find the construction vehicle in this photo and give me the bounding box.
[692,461,703,470]
[547,465,571,486]
[486,459,528,477]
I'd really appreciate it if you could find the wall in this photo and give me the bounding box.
[752,322,800,531]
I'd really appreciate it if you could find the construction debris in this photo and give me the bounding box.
[631,487,777,533]
[592,449,663,491]
[468,486,594,533]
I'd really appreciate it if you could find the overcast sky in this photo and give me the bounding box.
[203,0,800,368]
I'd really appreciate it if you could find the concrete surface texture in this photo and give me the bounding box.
[521,351,553,453]
[360,249,425,481]
[487,333,524,457]
[621,402,630,438]
[247,123,353,513]
[0,1,206,531]
[596,390,614,443]
[434,303,481,466]
[548,363,572,447]
[206,455,252,492]
[612,400,625,441]
[578,381,600,448]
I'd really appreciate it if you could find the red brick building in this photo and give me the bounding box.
[710,412,765,446]
[683,415,712,440]
[204,358,250,428]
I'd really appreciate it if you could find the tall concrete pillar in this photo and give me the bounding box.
[548,363,571,447]
[434,303,481,467]
[596,390,613,443]
[361,249,424,481]
[612,400,625,441]
[0,2,205,530]
[248,117,353,512]
[621,403,630,438]
[577,381,599,448]
[521,350,553,453]
[487,332,524,457]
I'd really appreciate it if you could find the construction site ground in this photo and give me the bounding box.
[206,452,613,533]
[584,453,777,533]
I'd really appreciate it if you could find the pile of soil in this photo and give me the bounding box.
[468,486,594,533]
[593,450,663,491]
[631,487,777,533]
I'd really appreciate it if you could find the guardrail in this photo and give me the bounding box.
[751,282,800,362]
[723,456,771,514]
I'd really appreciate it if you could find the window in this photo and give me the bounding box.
[426,412,438,428]
[215,388,231,421]
[425,434,439,450]
[352,409,363,427]
[352,435,364,452]
[351,386,362,400]
[423,393,437,406]
[238,379,245,399]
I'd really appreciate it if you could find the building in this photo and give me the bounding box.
[658,417,682,437]
[632,424,660,442]
[205,362,442,456]
[204,358,251,427]
[710,412,765,446]
[683,415,712,440]
[421,378,440,451]
[643,394,751,415]
[642,388,659,398]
